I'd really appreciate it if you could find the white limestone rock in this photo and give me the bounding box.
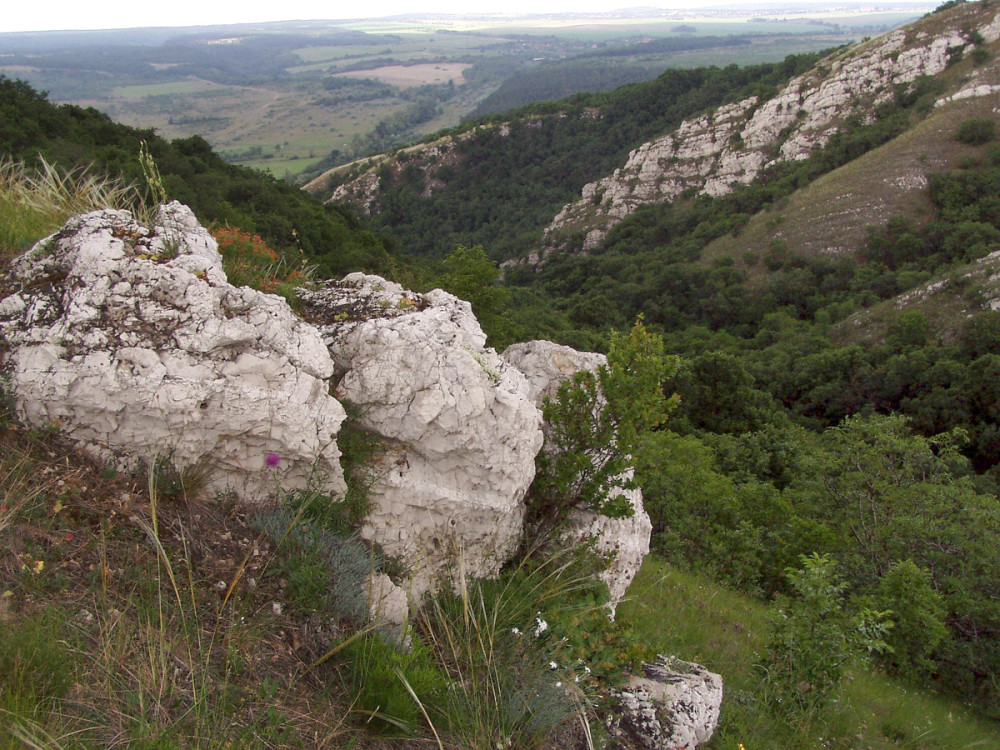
[300,275,543,595]
[0,203,346,502]
[607,656,723,750]
[367,571,410,643]
[502,340,652,617]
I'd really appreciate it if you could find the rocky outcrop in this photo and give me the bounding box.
[502,340,652,616]
[545,8,1000,251]
[309,129,482,213]
[606,656,724,750]
[300,274,544,595]
[0,204,654,611]
[0,203,346,501]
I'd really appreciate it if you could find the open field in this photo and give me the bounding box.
[332,62,471,88]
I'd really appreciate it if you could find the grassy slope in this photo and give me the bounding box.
[619,556,1000,749]
[693,8,1000,343]
[703,72,1000,272]
[0,424,396,750]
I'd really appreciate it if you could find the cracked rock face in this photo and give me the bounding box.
[502,339,652,617]
[0,203,346,501]
[607,656,724,750]
[301,274,544,595]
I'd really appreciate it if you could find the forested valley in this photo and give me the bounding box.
[318,0,1000,722]
[2,1,1000,741]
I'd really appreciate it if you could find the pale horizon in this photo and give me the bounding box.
[2,0,936,34]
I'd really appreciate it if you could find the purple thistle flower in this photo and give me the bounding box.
[265,453,281,468]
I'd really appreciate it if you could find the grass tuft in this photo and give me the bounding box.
[0,157,138,263]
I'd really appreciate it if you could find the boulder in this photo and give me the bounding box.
[606,656,723,750]
[0,203,346,502]
[300,274,543,595]
[502,340,652,617]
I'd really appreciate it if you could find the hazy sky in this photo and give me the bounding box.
[2,0,743,33]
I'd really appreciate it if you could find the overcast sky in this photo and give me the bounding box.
[2,0,852,34]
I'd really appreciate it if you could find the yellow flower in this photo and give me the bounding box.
[20,556,44,574]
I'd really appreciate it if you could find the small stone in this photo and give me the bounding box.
[606,656,723,750]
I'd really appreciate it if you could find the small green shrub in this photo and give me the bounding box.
[251,506,373,624]
[527,321,677,534]
[955,118,996,145]
[146,455,214,505]
[875,560,948,678]
[758,553,891,716]
[336,631,446,734]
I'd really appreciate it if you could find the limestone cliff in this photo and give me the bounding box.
[0,203,346,502]
[544,4,1000,252]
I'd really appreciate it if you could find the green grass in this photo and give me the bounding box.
[619,556,1000,749]
[0,426,366,749]
[0,157,138,261]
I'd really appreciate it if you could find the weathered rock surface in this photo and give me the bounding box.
[300,274,544,594]
[545,9,999,250]
[502,340,652,616]
[0,203,346,501]
[606,656,724,750]
[367,571,410,642]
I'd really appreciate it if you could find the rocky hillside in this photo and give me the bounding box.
[318,1,1000,269]
[543,2,1000,252]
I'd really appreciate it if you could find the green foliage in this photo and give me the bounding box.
[875,559,949,679]
[0,75,398,279]
[955,117,996,145]
[528,322,676,530]
[434,244,513,347]
[759,553,891,716]
[636,431,788,594]
[336,631,447,735]
[0,609,75,724]
[621,556,1000,749]
[780,416,1000,711]
[664,350,778,434]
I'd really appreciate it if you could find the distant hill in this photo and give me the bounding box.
[319,0,1000,480]
[467,35,752,117]
[0,75,394,278]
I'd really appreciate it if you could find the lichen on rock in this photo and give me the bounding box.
[606,656,724,750]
